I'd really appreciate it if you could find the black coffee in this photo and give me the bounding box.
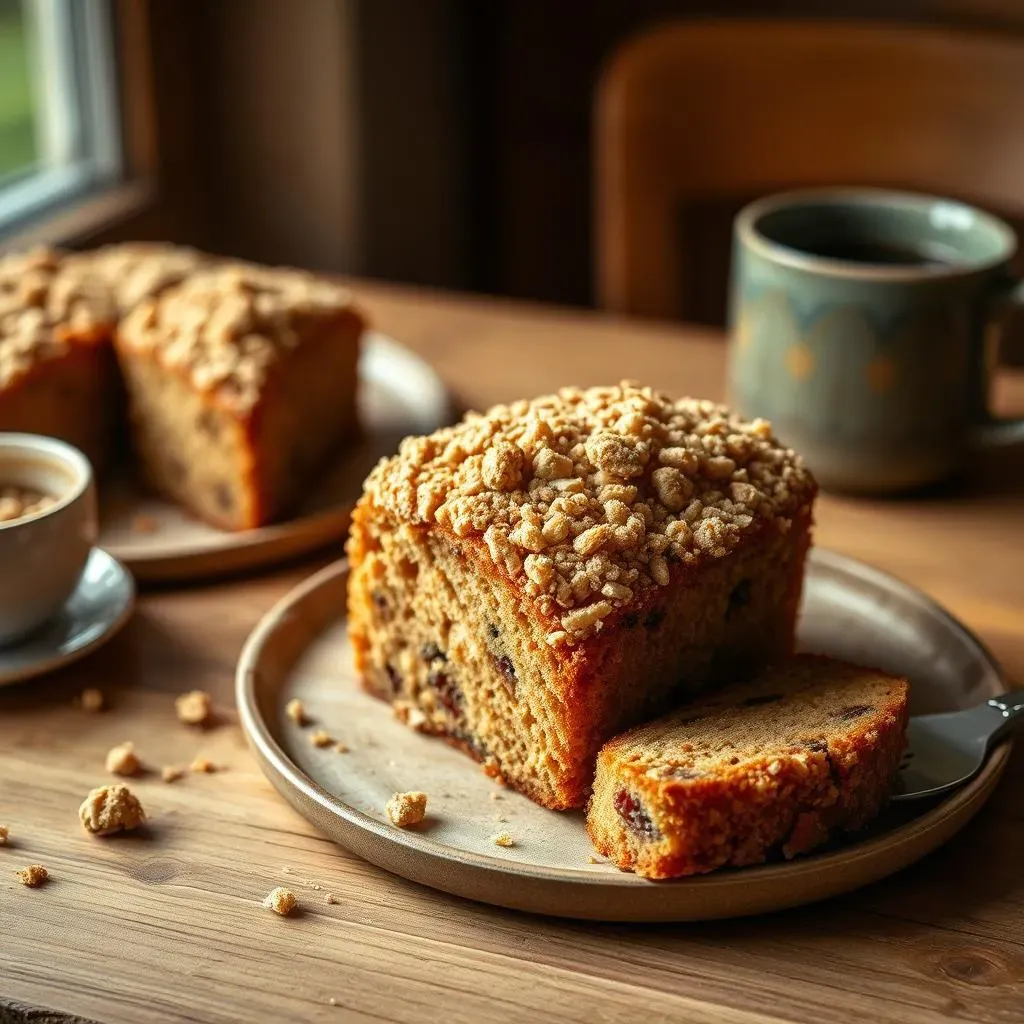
[800,239,954,266]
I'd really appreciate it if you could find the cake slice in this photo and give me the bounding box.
[347,382,817,810]
[116,262,364,529]
[586,656,909,878]
[0,247,119,471]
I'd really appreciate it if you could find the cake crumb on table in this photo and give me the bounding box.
[285,698,308,726]
[131,514,159,534]
[161,765,185,783]
[80,688,104,713]
[16,865,48,887]
[263,887,297,916]
[310,729,333,748]
[325,893,338,905]
[385,791,427,827]
[190,757,217,773]
[105,741,142,777]
[588,855,604,864]
[79,784,147,836]
[491,833,515,848]
[175,690,214,727]
[489,792,501,801]
[0,824,8,845]
[334,742,349,754]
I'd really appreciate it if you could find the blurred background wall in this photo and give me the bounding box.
[97,0,1024,321]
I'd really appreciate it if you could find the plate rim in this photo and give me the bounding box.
[236,550,1012,917]
[0,546,136,686]
[101,331,454,582]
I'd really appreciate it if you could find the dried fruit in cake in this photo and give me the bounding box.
[347,381,817,810]
[0,247,119,471]
[116,262,364,529]
[586,656,909,879]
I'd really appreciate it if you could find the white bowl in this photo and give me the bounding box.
[0,434,98,646]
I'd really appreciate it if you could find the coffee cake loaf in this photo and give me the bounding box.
[587,656,909,878]
[347,383,817,809]
[0,247,119,470]
[116,263,364,529]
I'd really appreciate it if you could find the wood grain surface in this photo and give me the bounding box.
[2,281,1023,1024]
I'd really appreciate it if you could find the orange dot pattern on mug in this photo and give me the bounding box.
[786,343,815,381]
[866,355,896,394]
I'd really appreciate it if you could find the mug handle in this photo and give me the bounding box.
[971,278,1024,449]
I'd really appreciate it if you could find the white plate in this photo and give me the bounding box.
[0,547,135,686]
[99,332,454,582]
[236,550,1011,921]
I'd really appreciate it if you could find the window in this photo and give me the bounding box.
[0,0,121,237]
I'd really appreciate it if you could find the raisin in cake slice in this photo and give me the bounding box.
[347,382,817,810]
[586,656,909,879]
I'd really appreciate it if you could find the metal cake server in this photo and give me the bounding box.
[892,691,1024,802]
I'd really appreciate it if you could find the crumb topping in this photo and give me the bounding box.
[385,791,428,828]
[79,688,105,713]
[310,729,333,748]
[161,765,185,783]
[190,757,217,773]
[84,242,209,313]
[491,833,515,847]
[0,247,115,387]
[0,486,55,524]
[118,263,356,411]
[17,864,48,887]
[263,886,297,915]
[285,698,308,725]
[105,741,143,777]
[361,382,815,642]
[79,784,146,836]
[0,824,9,844]
[175,690,213,726]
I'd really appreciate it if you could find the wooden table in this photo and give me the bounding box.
[2,282,1023,1024]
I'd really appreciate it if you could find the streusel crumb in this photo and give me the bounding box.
[361,381,813,642]
[263,886,297,916]
[325,893,338,905]
[310,729,333,748]
[385,791,428,827]
[488,792,501,801]
[334,742,349,754]
[190,757,217,773]
[0,824,9,845]
[285,698,308,726]
[16,864,48,887]
[491,833,515,848]
[161,765,186,783]
[79,784,146,836]
[175,690,213,726]
[105,742,142,777]
[80,688,104,713]
[118,263,355,412]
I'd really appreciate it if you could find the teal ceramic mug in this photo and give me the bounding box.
[727,188,1024,493]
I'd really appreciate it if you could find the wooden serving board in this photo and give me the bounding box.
[98,333,452,582]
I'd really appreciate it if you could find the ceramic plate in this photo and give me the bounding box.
[0,547,135,687]
[236,550,1011,921]
[99,333,453,582]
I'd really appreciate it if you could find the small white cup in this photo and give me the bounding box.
[0,433,98,646]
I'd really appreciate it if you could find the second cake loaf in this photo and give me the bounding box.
[347,382,817,809]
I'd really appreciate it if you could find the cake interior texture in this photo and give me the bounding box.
[586,655,909,878]
[348,383,817,810]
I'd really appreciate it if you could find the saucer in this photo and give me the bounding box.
[0,547,135,687]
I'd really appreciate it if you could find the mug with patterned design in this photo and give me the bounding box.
[727,188,1024,493]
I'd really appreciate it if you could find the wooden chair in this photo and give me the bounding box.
[595,20,1024,323]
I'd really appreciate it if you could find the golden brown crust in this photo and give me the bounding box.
[586,656,909,878]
